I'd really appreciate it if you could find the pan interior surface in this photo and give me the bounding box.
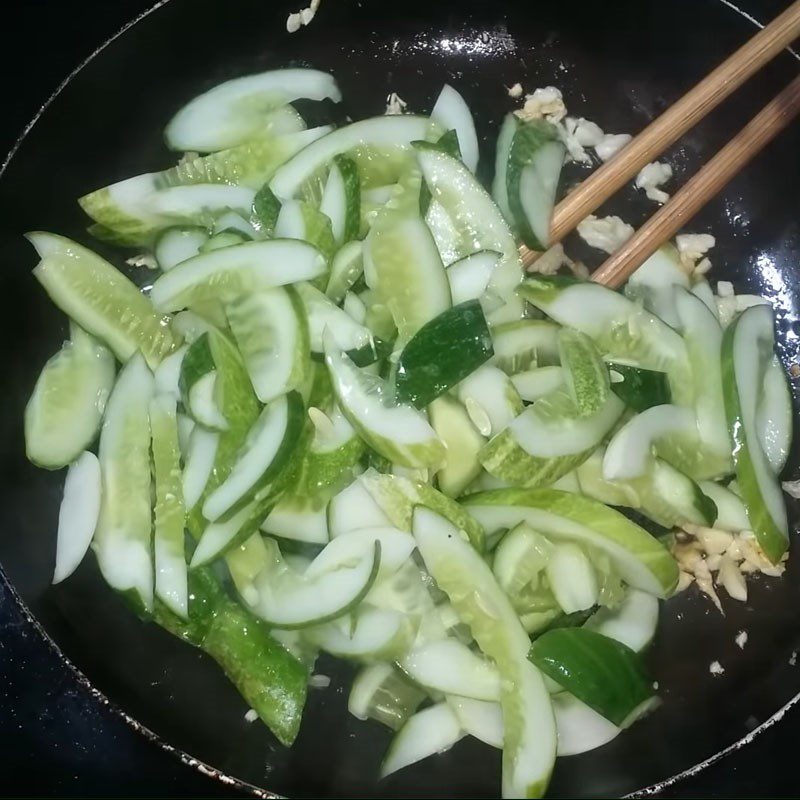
[0,0,798,797]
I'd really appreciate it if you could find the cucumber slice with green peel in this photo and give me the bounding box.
[305,605,415,661]
[252,183,282,235]
[529,627,656,727]
[380,702,463,779]
[28,233,179,369]
[624,244,688,328]
[349,663,426,730]
[93,354,155,613]
[171,310,214,343]
[490,319,560,374]
[149,238,326,313]
[463,489,679,597]
[149,394,188,619]
[328,478,392,537]
[359,470,485,552]
[429,396,484,498]
[202,392,305,523]
[186,371,228,430]
[430,85,479,172]
[607,362,671,412]
[558,329,610,417]
[518,277,692,405]
[417,130,463,215]
[722,304,789,563]
[411,507,556,799]
[425,198,463,267]
[326,240,364,304]
[298,282,373,353]
[507,120,565,251]
[603,404,697,481]
[320,155,361,245]
[757,355,793,474]
[492,113,518,223]
[165,69,340,151]
[394,300,493,408]
[415,146,521,307]
[511,367,565,403]
[275,199,336,261]
[199,230,249,253]
[447,696,504,749]
[546,543,599,614]
[25,326,115,470]
[271,116,433,200]
[698,480,750,531]
[446,250,500,305]
[400,639,501,701]
[226,286,310,403]
[182,426,219,511]
[456,365,523,438]
[585,589,659,652]
[261,497,329,545]
[154,344,187,400]
[364,213,451,342]
[552,693,621,757]
[324,333,445,470]
[53,451,102,585]
[212,211,257,238]
[190,501,258,568]
[248,537,381,628]
[155,227,209,271]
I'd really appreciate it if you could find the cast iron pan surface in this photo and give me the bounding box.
[0,0,798,796]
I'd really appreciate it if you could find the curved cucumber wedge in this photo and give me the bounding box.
[182,425,219,512]
[324,334,445,470]
[380,702,463,779]
[150,239,326,313]
[261,497,329,545]
[698,480,750,531]
[306,527,415,581]
[326,240,364,304]
[446,250,500,304]
[271,115,432,200]
[349,662,426,730]
[93,354,155,613]
[298,282,373,353]
[28,233,178,369]
[546,543,599,614]
[429,396,484,498]
[25,325,115,469]
[624,244,688,328]
[431,84,479,173]
[463,489,679,597]
[558,329,609,418]
[275,199,336,261]
[447,696,504,749]
[165,69,340,151]
[585,589,659,653]
[178,334,226,430]
[394,300,493,408]
[552,693,621,757]
[53,451,102,584]
[490,319,560,374]
[456,365,523,438]
[328,478,392,537]
[511,367,565,402]
[227,286,310,403]
[401,638,501,701]
[412,507,556,799]
[364,213,451,341]
[722,304,789,563]
[492,113,518,223]
[757,354,792,474]
[149,394,188,619]
[154,344,188,400]
[320,154,361,245]
[155,227,209,271]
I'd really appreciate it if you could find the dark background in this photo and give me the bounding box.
[0,0,797,796]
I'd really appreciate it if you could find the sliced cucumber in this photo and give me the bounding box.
[401,639,501,701]
[179,334,225,430]
[698,480,750,531]
[624,244,688,328]
[324,333,445,470]
[149,239,326,313]
[511,367,565,403]
[153,343,187,400]
[552,693,621,757]
[394,300,493,408]
[261,496,329,545]
[226,286,310,403]
[546,543,598,614]
[380,702,463,779]
[364,213,451,342]
[585,589,659,652]
[182,425,219,511]
[722,304,788,563]
[492,113,518,223]
[28,232,178,369]
[456,365,523,438]
[52,451,101,584]
[275,199,336,260]
[463,489,679,597]
[349,662,426,730]
[93,354,154,613]
[326,240,364,304]
[447,696,504,749]
[607,362,671,412]
[200,230,249,252]
[306,527,415,581]
[558,329,609,418]
[430,84,479,172]
[425,198,463,267]
[490,319,560,374]
[25,325,115,470]
[429,396,484,497]
[320,154,361,245]
[149,394,188,619]
[298,282,373,353]
[213,211,257,238]
[155,226,209,271]
[171,310,214,343]
[165,69,340,151]
[271,115,432,200]
[411,507,556,799]
[446,250,500,304]
[757,355,793,474]
[343,291,367,324]
[328,478,392,537]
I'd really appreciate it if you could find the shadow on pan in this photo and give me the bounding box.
[0,0,798,796]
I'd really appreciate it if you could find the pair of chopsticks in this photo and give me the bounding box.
[519,0,800,288]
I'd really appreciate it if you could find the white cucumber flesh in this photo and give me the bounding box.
[511,367,565,402]
[492,113,518,223]
[553,693,621,757]
[625,245,689,328]
[456,365,523,438]
[182,426,219,511]
[490,320,560,374]
[328,479,393,537]
[698,481,750,532]
[154,344,188,400]
[213,211,257,238]
[446,250,500,305]
[585,589,659,652]
[187,371,228,431]
[546,542,599,614]
[326,240,365,304]
[430,84,479,172]
[299,282,373,353]
[261,500,329,545]
[518,140,565,250]
[447,696,504,749]
[757,355,792,474]
[155,227,209,271]
[429,396,484,498]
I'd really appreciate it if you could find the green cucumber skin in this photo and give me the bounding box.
[154,567,308,746]
[609,363,672,412]
[178,333,215,410]
[394,300,494,408]
[529,627,654,727]
[253,184,282,235]
[332,154,361,243]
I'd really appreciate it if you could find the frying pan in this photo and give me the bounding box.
[0,0,798,796]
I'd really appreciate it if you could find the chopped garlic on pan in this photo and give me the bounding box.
[709,661,725,676]
[287,0,320,32]
[577,214,635,254]
[526,242,589,278]
[676,232,715,277]
[559,117,604,164]
[735,630,748,649]
[782,479,800,500]
[507,83,524,99]
[125,254,158,270]
[594,133,632,162]
[514,86,567,124]
[385,92,408,115]
[635,161,673,204]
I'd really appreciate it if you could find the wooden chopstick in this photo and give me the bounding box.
[591,74,800,288]
[520,0,800,268]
